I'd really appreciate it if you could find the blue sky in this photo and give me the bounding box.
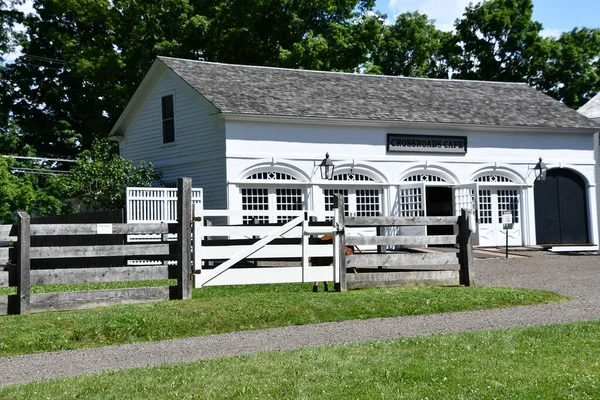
[375,0,600,37]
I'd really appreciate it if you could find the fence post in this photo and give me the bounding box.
[8,212,31,314]
[333,194,347,293]
[302,212,309,283]
[458,209,474,286]
[192,203,205,288]
[172,177,192,300]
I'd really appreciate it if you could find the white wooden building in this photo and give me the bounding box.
[109,57,600,248]
[579,92,600,245]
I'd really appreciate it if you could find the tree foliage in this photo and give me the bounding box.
[374,12,454,78]
[535,28,600,108]
[1,0,382,161]
[0,0,24,59]
[0,157,65,223]
[50,139,162,212]
[452,0,546,82]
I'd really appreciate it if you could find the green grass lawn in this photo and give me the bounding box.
[1,321,598,399]
[0,281,567,357]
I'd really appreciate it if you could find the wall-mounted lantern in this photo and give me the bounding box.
[319,153,335,180]
[534,158,547,181]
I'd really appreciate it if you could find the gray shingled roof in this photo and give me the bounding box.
[159,56,600,130]
[579,93,600,120]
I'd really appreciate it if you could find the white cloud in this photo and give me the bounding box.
[540,28,563,39]
[387,0,472,31]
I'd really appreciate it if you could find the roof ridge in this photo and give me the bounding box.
[157,56,528,87]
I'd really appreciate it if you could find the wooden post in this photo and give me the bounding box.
[458,209,474,286]
[333,194,347,293]
[192,203,203,288]
[302,212,309,283]
[8,212,31,314]
[376,212,386,268]
[172,177,192,300]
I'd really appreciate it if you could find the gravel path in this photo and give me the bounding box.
[1,251,599,387]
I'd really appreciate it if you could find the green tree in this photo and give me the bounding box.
[0,0,24,60]
[373,12,453,78]
[535,28,600,109]
[2,0,381,162]
[50,139,161,212]
[0,157,65,223]
[452,0,546,82]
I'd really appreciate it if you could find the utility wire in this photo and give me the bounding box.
[2,155,77,163]
[21,55,65,65]
[11,167,71,174]
[11,169,72,176]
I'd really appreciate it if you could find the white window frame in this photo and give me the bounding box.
[322,172,383,217]
[239,170,307,224]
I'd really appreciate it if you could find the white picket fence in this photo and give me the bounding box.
[193,209,340,287]
[126,187,203,223]
[125,186,203,251]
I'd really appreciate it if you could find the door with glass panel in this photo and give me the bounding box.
[397,183,427,237]
[323,186,382,250]
[240,187,304,224]
[477,188,522,246]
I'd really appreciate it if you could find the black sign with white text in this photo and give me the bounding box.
[387,134,467,154]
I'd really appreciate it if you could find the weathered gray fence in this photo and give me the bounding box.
[334,203,474,292]
[0,178,193,315]
[31,210,126,269]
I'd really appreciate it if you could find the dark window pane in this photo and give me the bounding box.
[161,95,175,143]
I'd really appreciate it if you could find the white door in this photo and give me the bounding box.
[397,183,427,237]
[477,188,522,246]
[454,183,479,244]
[454,183,478,215]
[323,187,381,251]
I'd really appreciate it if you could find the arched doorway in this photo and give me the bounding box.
[534,168,589,244]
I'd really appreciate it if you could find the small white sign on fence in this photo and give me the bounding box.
[97,224,113,234]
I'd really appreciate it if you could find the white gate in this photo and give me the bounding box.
[193,209,339,287]
[126,187,203,223]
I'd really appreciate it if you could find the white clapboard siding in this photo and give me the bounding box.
[119,69,227,211]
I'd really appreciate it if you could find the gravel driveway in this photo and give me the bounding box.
[1,251,599,387]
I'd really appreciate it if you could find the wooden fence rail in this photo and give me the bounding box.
[0,177,193,315]
[336,205,474,291]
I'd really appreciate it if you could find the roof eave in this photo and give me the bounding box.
[218,113,600,134]
[108,59,167,138]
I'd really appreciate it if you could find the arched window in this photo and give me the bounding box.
[475,174,514,183]
[241,170,304,224]
[403,173,447,183]
[247,171,297,180]
[333,173,374,182]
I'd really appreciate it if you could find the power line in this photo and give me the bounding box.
[11,168,71,175]
[21,54,65,65]
[2,155,77,163]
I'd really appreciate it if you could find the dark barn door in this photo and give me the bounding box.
[534,169,589,244]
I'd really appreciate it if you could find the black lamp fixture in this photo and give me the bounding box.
[534,157,547,181]
[319,153,335,180]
